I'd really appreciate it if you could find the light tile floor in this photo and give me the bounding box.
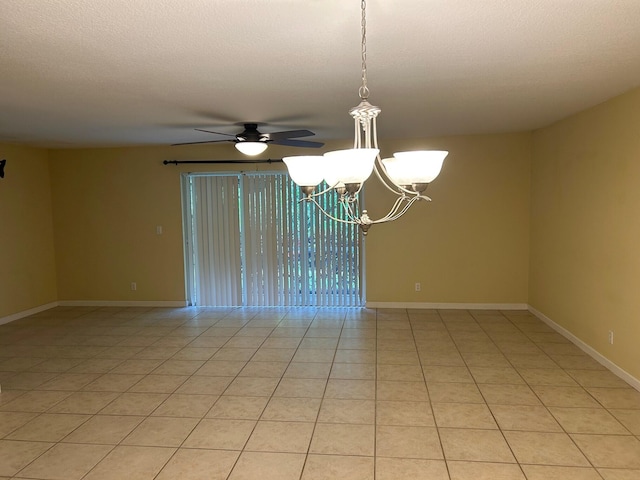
[0,307,639,479]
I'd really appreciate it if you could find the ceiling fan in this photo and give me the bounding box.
[172,123,324,156]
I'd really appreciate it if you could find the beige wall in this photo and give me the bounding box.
[46,134,531,305]
[0,143,58,318]
[365,133,531,304]
[49,146,190,303]
[48,143,299,303]
[530,87,640,379]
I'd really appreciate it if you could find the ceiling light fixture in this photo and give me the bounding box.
[235,141,268,156]
[283,0,448,235]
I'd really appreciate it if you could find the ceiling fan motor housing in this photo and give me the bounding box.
[237,123,268,143]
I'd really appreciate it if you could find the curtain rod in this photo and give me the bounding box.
[163,159,283,165]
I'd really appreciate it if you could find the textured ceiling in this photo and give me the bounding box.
[1,0,640,148]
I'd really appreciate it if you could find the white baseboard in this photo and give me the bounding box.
[0,301,58,326]
[57,300,188,308]
[365,302,529,310]
[528,306,640,392]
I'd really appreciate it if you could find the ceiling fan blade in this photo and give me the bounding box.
[271,138,324,148]
[194,128,237,137]
[265,129,315,141]
[171,139,235,146]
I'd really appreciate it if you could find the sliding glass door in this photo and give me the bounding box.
[182,172,363,307]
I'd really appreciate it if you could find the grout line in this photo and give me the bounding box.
[409,308,451,479]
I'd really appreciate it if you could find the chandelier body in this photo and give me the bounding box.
[282,0,447,235]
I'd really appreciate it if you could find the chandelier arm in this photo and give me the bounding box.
[364,121,371,149]
[336,193,372,227]
[371,196,420,224]
[353,195,405,226]
[372,160,413,196]
[378,199,406,223]
[386,201,420,222]
[371,193,434,225]
[388,197,420,221]
[303,197,359,225]
[369,117,421,197]
[371,114,378,149]
[340,201,359,223]
[305,184,340,198]
[370,196,409,224]
[370,129,403,195]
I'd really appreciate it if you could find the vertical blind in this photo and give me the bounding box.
[190,175,242,306]
[185,172,362,307]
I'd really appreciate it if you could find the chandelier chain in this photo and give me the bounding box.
[359,0,369,100]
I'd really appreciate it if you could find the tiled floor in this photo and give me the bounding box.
[1,306,639,479]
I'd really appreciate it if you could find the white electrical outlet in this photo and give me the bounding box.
[131,282,137,291]
[415,282,421,292]
[608,330,614,345]
[156,225,163,235]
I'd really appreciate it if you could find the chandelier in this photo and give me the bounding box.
[282,0,448,235]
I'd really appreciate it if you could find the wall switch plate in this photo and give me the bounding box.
[156,226,163,235]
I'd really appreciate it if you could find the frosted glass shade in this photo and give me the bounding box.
[282,156,325,186]
[323,163,344,189]
[235,141,268,156]
[382,150,448,185]
[323,148,379,184]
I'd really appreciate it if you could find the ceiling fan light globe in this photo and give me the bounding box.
[282,156,325,187]
[235,141,268,156]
